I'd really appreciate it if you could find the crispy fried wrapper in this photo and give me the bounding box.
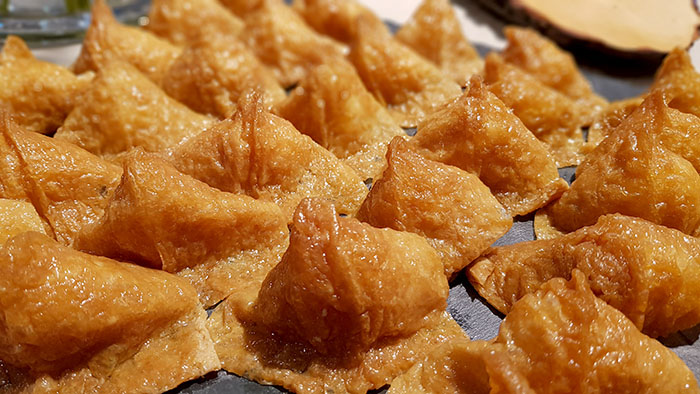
[162,34,285,118]
[74,150,289,308]
[408,76,568,216]
[0,111,122,245]
[585,96,643,151]
[358,138,511,278]
[0,232,220,393]
[538,92,700,237]
[207,198,465,393]
[395,0,483,86]
[501,26,607,124]
[275,60,405,180]
[55,61,213,157]
[392,272,699,393]
[73,0,181,85]
[239,0,347,87]
[471,214,700,338]
[349,17,462,128]
[0,199,48,244]
[218,0,264,17]
[165,94,368,221]
[292,0,385,44]
[651,48,700,117]
[0,36,92,135]
[484,53,585,166]
[147,0,244,46]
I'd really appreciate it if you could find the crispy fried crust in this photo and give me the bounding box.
[651,48,700,117]
[147,0,244,46]
[358,138,511,278]
[292,0,385,44]
[585,96,643,151]
[408,76,568,216]
[0,199,48,244]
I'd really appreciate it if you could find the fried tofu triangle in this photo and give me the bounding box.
[55,61,213,158]
[408,77,568,217]
[0,232,220,393]
[395,0,483,86]
[166,94,368,221]
[0,112,122,245]
[276,60,404,180]
[349,17,462,128]
[537,92,700,238]
[358,138,511,278]
[390,272,700,393]
[207,198,465,394]
[147,0,244,46]
[292,0,386,44]
[501,26,607,124]
[74,150,289,308]
[651,48,700,118]
[471,214,700,338]
[73,0,180,85]
[0,199,48,244]
[0,36,91,135]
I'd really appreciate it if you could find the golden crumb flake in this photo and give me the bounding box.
[147,0,244,46]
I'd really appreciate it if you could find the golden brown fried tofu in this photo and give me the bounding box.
[166,94,368,221]
[501,26,607,123]
[0,199,48,244]
[73,0,181,85]
[538,92,700,237]
[292,0,385,44]
[395,0,483,85]
[147,0,244,46]
[218,0,265,17]
[162,35,285,118]
[55,61,213,157]
[471,214,700,338]
[0,232,220,393]
[651,48,700,117]
[207,198,465,393]
[239,0,347,87]
[358,138,511,278]
[0,36,92,135]
[0,111,122,245]
[408,77,568,216]
[392,272,700,393]
[484,53,585,166]
[74,150,289,308]
[585,96,643,150]
[349,18,462,127]
[275,60,404,180]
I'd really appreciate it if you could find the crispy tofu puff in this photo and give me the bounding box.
[585,96,643,151]
[408,77,568,217]
[0,199,48,244]
[0,112,122,245]
[391,272,700,393]
[349,18,462,128]
[218,0,264,17]
[147,0,244,46]
[55,61,213,157]
[651,48,700,117]
[74,150,289,308]
[501,26,607,124]
[165,94,368,221]
[395,0,483,86]
[471,214,700,338]
[537,92,700,237]
[292,0,385,44]
[239,0,347,87]
[207,198,465,394]
[484,53,585,166]
[0,37,91,135]
[358,138,511,279]
[73,0,181,85]
[162,35,286,118]
[0,232,220,393]
[275,60,404,180]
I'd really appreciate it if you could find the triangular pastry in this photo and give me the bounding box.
[147,0,244,45]
[292,0,386,44]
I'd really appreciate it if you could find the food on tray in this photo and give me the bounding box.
[358,137,511,278]
[165,94,368,221]
[55,61,213,157]
[408,76,568,216]
[293,0,384,44]
[147,0,244,46]
[0,111,122,245]
[349,17,462,127]
[0,37,92,135]
[395,0,483,85]
[74,149,289,307]
[73,0,181,85]
[207,198,466,394]
[0,232,219,393]
[0,199,48,243]
[501,27,607,123]
[275,60,404,181]
[390,271,699,393]
[470,214,700,337]
[536,92,700,238]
